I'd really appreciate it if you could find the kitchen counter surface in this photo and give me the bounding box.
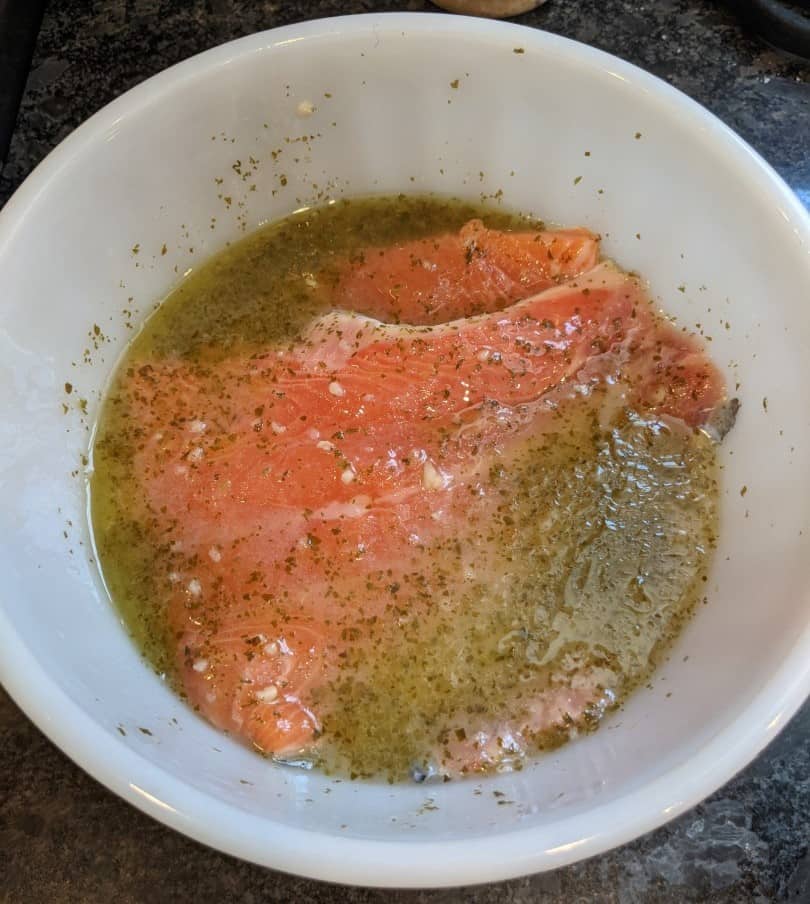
[1,2,808,901]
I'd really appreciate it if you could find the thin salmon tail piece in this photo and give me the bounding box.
[335,219,601,325]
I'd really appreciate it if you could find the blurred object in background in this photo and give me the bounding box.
[738,0,810,59]
[431,0,547,18]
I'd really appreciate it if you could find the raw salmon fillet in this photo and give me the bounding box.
[335,218,599,324]
[124,262,725,776]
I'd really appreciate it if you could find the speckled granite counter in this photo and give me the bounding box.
[1,2,808,901]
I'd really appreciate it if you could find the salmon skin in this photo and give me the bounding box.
[334,218,599,324]
[119,257,728,778]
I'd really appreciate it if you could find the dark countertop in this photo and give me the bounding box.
[1,2,808,901]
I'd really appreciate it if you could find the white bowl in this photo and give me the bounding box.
[1,13,809,888]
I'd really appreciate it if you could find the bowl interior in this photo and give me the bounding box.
[1,14,809,886]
